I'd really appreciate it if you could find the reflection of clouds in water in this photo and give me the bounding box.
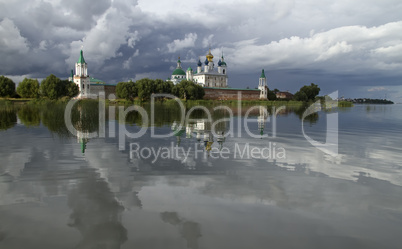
[160,211,202,249]
[67,172,127,249]
[271,130,402,186]
[0,138,86,205]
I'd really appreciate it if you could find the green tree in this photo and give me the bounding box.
[116,81,137,100]
[293,91,308,101]
[40,75,78,99]
[17,78,40,98]
[61,80,79,98]
[173,80,204,100]
[0,76,16,97]
[293,83,320,101]
[40,74,63,99]
[136,78,156,101]
[268,88,277,100]
[116,82,129,100]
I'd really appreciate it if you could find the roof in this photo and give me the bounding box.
[90,83,116,86]
[89,77,116,86]
[204,87,260,91]
[172,68,186,75]
[276,92,294,98]
[89,77,105,83]
[77,50,86,64]
[194,71,227,76]
[260,69,266,78]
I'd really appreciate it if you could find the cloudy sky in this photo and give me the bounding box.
[1,0,401,101]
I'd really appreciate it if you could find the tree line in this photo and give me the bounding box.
[2,73,321,102]
[293,83,320,102]
[116,79,205,101]
[0,75,78,99]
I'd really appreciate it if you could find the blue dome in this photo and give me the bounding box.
[204,58,209,65]
[197,59,202,66]
[218,59,222,66]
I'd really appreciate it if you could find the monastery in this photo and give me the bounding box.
[168,49,268,100]
[70,49,269,100]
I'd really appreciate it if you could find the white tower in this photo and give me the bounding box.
[204,58,209,73]
[197,58,202,74]
[74,50,90,98]
[186,67,193,81]
[258,69,268,100]
[206,49,214,71]
[218,53,227,75]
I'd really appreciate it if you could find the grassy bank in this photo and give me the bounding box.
[338,101,353,107]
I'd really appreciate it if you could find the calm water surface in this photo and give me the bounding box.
[0,102,401,249]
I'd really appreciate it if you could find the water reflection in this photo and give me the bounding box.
[17,105,40,127]
[67,172,127,249]
[161,212,202,249]
[0,106,16,130]
[1,101,402,248]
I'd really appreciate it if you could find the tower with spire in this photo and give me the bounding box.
[170,57,186,85]
[217,52,227,75]
[258,69,268,99]
[73,50,90,98]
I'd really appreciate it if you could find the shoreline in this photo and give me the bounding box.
[0,97,354,107]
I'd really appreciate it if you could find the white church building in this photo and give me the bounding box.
[72,50,91,98]
[168,49,268,100]
[69,50,116,98]
[169,49,228,88]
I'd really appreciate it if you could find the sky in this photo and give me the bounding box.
[1,0,401,102]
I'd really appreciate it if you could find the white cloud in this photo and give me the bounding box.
[127,31,140,48]
[123,49,140,69]
[167,33,198,53]
[133,72,155,81]
[38,40,48,51]
[367,87,386,92]
[0,18,29,54]
[1,0,402,95]
[202,34,214,48]
[225,21,402,74]
[66,1,142,68]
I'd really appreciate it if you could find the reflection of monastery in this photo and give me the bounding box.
[168,49,268,100]
[172,119,227,153]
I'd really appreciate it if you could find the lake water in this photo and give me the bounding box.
[0,101,401,249]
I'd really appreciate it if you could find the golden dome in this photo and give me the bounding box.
[206,49,214,62]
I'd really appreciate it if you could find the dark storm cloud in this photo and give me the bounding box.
[1,0,402,100]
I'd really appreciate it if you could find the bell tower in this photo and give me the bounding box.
[73,49,90,98]
[258,69,268,99]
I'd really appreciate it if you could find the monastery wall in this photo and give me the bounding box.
[203,87,264,100]
[90,85,116,98]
